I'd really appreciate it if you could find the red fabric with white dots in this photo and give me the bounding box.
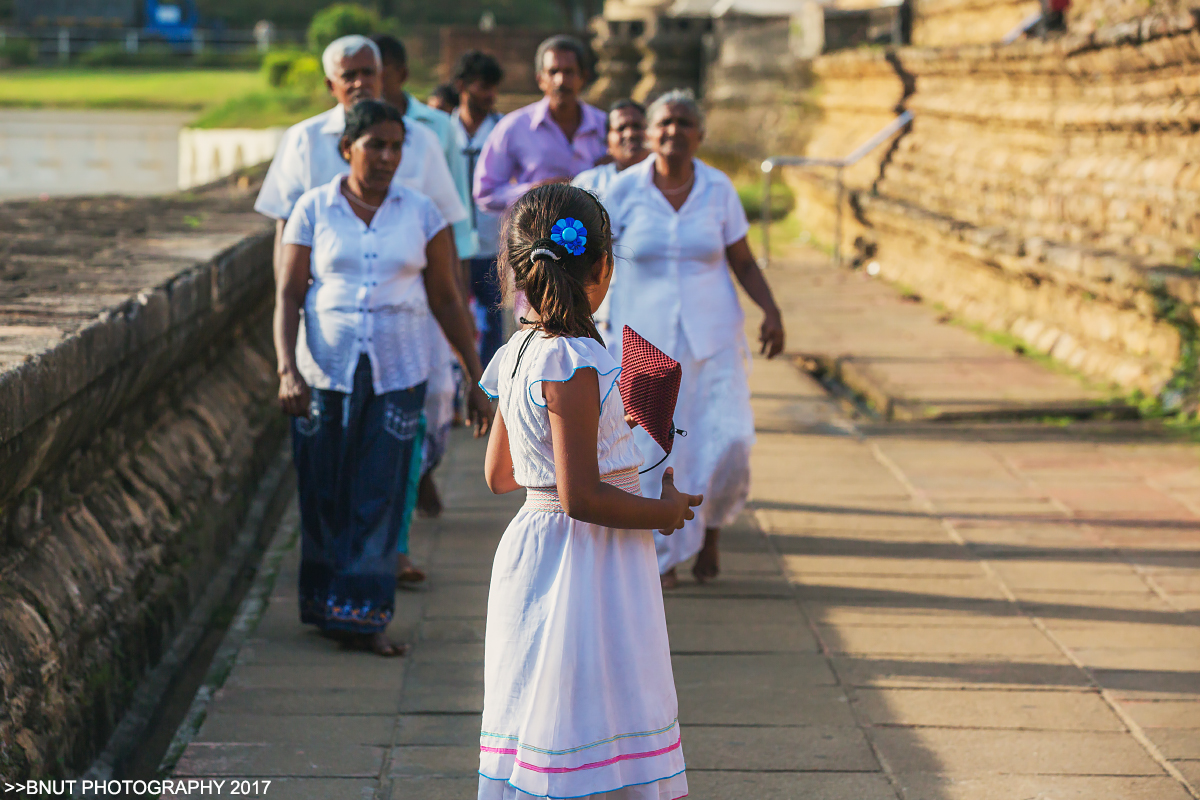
[618,325,682,455]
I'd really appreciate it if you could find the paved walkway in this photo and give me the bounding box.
[171,254,1200,800]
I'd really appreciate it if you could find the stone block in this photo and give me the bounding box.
[683,724,878,771]
[895,774,1195,800]
[196,715,396,746]
[851,688,1125,730]
[174,742,385,777]
[870,728,1164,775]
[388,745,479,778]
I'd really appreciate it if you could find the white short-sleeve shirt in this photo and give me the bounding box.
[282,174,449,394]
[453,109,503,258]
[478,331,643,488]
[605,157,751,361]
[571,162,620,206]
[255,104,467,228]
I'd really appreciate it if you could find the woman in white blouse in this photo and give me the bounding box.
[606,89,785,589]
[275,100,491,655]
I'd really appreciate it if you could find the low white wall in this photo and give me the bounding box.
[178,127,285,190]
[0,109,191,199]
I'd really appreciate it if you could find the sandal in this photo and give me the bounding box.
[660,568,679,590]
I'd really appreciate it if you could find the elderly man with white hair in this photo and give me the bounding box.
[256,35,467,272]
[255,34,469,586]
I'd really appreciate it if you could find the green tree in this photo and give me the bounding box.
[307,3,381,52]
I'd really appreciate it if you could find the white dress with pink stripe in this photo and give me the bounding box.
[478,332,688,800]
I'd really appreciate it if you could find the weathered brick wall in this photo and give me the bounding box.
[786,49,908,255]
[786,12,1200,393]
[702,16,815,161]
[438,26,575,95]
[911,0,1040,46]
[0,176,282,779]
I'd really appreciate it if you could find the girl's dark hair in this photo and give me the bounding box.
[499,184,612,344]
[339,99,405,160]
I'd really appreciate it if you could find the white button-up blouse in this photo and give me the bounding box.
[282,174,448,394]
[606,158,751,361]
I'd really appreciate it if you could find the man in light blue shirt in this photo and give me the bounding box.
[450,50,506,368]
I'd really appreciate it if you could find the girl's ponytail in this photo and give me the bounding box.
[498,184,613,345]
[525,237,601,342]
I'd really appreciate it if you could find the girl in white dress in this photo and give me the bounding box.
[477,184,702,800]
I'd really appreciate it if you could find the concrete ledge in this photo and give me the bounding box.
[0,172,284,780]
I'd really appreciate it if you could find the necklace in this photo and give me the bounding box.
[343,183,381,211]
[658,173,695,196]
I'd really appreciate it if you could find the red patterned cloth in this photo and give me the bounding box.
[618,326,682,455]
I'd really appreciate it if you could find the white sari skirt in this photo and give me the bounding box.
[634,332,755,575]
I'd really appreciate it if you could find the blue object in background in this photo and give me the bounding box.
[143,0,199,43]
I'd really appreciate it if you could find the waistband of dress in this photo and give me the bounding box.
[524,467,642,513]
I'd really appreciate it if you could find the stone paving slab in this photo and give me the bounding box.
[894,775,1196,800]
[849,688,1126,731]
[870,728,1165,775]
[165,778,378,800]
[687,772,898,800]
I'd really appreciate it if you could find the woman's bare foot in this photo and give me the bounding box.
[692,527,720,584]
[345,631,408,656]
[660,567,679,590]
[365,632,407,656]
[320,629,407,656]
[417,472,443,518]
[397,553,426,586]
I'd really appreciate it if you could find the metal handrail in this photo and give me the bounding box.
[759,110,913,269]
[1001,11,1043,44]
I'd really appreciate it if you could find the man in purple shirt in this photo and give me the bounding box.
[473,35,608,213]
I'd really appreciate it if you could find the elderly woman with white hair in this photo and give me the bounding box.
[605,89,785,589]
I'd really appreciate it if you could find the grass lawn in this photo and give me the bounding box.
[0,68,436,129]
[191,91,334,129]
[0,68,264,111]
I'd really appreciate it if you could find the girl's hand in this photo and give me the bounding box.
[278,368,311,417]
[624,413,640,429]
[659,467,703,535]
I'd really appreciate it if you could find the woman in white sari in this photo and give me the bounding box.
[606,90,785,588]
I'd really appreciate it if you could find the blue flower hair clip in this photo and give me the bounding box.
[550,217,587,256]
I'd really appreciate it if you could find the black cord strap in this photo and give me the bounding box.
[513,320,683,477]
[638,429,687,475]
[511,323,540,379]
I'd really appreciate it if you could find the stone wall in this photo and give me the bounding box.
[702,15,815,160]
[0,174,282,779]
[785,11,1200,394]
[178,128,285,191]
[438,26,575,95]
[787,48,908,252]
[911,0,1040,46]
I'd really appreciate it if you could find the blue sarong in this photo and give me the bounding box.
[294,356,427,634]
